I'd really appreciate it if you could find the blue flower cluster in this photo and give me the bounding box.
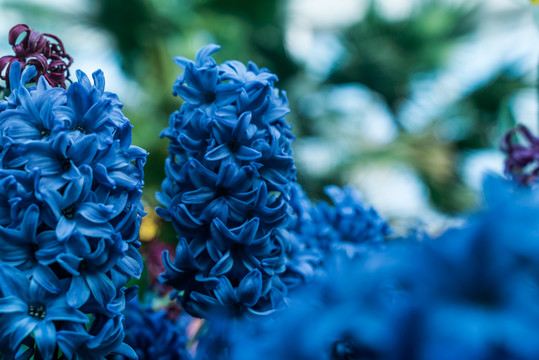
[119,298,192,360]
[0,62,147,359]
[157,44,296,318]
[230,176,539,360]
[314,185,390,253]
[282,183,390,289]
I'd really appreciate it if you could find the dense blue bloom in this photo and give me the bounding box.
[0,204,62,293]
[117,298,192,360]
[228,175,539,360]
[158,45,295,319]
[0,264,88,360]
[0,61,147,359]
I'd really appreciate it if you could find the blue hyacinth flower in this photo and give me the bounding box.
[0,60,147,359]
[158,45,295,319]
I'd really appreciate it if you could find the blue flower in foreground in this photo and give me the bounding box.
[0,60,147,359]
[158,45,295,319]
[229,175,539,360]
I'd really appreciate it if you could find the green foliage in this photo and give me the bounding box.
[0,0,532,218]
[328,0,477,115]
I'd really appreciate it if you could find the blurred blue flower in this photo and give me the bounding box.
[281,183,390,290]
[280,183,323,289]
[314,185,390,256]
[229,175,539,360]
[117,298,192,360]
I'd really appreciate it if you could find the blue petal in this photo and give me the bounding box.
[0,296,27,313]
[78,202,114,223]
[214,276,237,305]
[209,251,233,277]
[67,276,90,308]
[10,316,38,351]
[236,145,262,161]
[8,61,22,90]
[0,264,30,300]
[57,330,90,359]
[32,265,60,294]
[194,44,221,66]
[86,272,116,307]
[56,216,76,241]
[182,187,216,204]
[237,269,262,307]
[47,297,88,323]
[205,144,232,162]
[34,321,56,360]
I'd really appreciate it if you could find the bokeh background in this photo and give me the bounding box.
[0,0,537,235]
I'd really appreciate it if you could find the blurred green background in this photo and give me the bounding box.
[0,0,537,233]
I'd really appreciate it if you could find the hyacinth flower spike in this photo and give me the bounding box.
[158,44,296,319]
[0,24,147,359]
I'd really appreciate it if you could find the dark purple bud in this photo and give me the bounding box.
[0,24,73,89]
[500,124,539,185]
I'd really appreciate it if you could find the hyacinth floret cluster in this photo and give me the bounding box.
[0,24,72,89]
[0,61,147,359]
[281,183,390,289]
[314,185,390,255]
[157,44,296,319]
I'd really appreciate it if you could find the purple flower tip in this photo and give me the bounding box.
[500,124,539,185]
[0,24,73,89]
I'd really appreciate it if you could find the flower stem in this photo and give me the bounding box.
[187,318,206,350]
